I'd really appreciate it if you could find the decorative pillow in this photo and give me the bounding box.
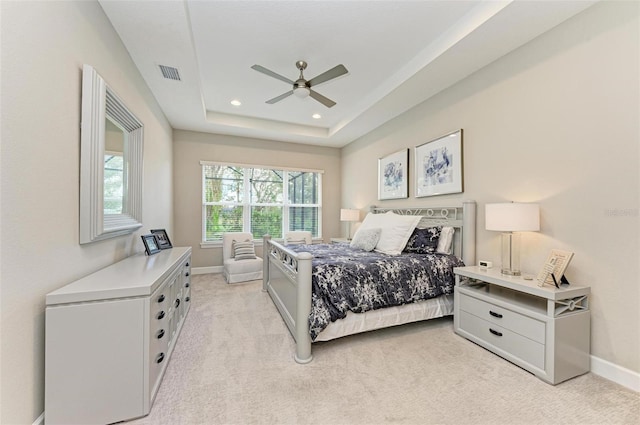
[358,211,421,256]
[286,239,306,245]
[233,239,257,260]
[350,228,381,252]
[404,227,441,254]
[436,226,455,254]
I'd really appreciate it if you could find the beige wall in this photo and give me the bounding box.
[342,1,639,373]
[172,130,342,268]
[0,2,174,423]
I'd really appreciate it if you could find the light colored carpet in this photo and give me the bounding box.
[127,274,639,425]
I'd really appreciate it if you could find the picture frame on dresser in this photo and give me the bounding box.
[141,234,161,255]
[415,129,463,198]
[151,229,173,249]
[378,148,409,200]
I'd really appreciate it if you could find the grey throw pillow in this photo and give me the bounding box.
[350,228,382,252]
[233,239,257,260]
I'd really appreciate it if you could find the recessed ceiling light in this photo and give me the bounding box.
[230,99,242,106]
[312,113,322,119]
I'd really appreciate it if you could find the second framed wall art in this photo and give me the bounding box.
[414,129,463,198]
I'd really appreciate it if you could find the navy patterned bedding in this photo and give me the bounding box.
[286,243,465,340]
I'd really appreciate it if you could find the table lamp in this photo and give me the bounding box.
[340,208,360,240]
[485,202,540,276]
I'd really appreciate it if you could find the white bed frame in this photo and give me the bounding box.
[262,200,477,363]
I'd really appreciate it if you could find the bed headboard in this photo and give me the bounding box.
[369,200,476,266]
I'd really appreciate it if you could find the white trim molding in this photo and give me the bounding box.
[591,355,640,392]
[193,266,223,275]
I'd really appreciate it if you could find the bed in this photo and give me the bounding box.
[262,200,477,363]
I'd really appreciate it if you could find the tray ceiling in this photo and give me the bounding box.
[99,1,596,147]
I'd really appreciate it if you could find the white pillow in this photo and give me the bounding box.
[350,228,381,251]
[436,226,455,254]
[359,211,421,256]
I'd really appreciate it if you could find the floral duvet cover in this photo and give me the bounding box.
[286,243,464,340]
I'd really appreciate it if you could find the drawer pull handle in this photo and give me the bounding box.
[489,328,503,337]
[185,282,190,288]
[175,299,181,308]
[185,272,190,277]
[157,329,165,339]
[185,262,190,267]
[157,294,165,303]
[489,311,503,319]
[185,296,190,302]
[157,311,165,320]
[156,353,165,364]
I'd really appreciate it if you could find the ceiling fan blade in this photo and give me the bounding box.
[307,64,348,87]
[251,64,294,85]
[309,89,336,108]
[266,90,294,104]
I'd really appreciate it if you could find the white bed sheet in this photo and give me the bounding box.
[314,294,453,342]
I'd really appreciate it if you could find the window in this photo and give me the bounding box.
[202,162,322,242]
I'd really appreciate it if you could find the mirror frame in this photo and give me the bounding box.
[80,65,143,244]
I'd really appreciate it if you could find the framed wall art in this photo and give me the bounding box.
[378,148,409,200]
[415,129,463,198]
[151,229,173,250]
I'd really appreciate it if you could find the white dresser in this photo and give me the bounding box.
[45,247,192,425]
[453,266,590,385]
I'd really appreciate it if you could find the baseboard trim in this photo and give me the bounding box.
[192,266,223,275]
[591,355,640,392]
[33,412,44,425]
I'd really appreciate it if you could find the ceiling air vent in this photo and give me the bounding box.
[159,65,181,81]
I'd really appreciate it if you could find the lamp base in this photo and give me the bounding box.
[500,232,521,276]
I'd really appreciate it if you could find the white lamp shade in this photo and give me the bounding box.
[485,203,540,232]
[340,208,360,222]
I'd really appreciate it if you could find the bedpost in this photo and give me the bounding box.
[294,252,313,364]
[262,235,271,292]
[462,200,476,267]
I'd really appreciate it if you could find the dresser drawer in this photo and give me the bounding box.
[459,292,545,344]
[459,310,545,370]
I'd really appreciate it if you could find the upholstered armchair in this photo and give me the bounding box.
[222,232,263,283]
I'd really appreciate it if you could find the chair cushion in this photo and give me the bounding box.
[224,257,263,274]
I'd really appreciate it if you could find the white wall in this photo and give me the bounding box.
[0,1,173,423]
[342,1,639,373]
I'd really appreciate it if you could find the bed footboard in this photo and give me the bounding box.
[262,235,313,363]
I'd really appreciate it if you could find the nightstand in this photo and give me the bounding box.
[453,266,590,385]
[330,238,350,244]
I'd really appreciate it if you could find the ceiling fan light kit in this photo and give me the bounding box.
[251,60,348,108]
[293,85,310,98]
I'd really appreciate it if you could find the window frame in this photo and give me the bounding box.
[200,161,323,247]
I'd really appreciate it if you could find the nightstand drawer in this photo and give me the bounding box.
[459,310,545,370]
[459,291,545,344]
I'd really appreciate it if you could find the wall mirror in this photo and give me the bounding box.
[80,64,143,244]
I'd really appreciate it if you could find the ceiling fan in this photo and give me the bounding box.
[251,60,348,108]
